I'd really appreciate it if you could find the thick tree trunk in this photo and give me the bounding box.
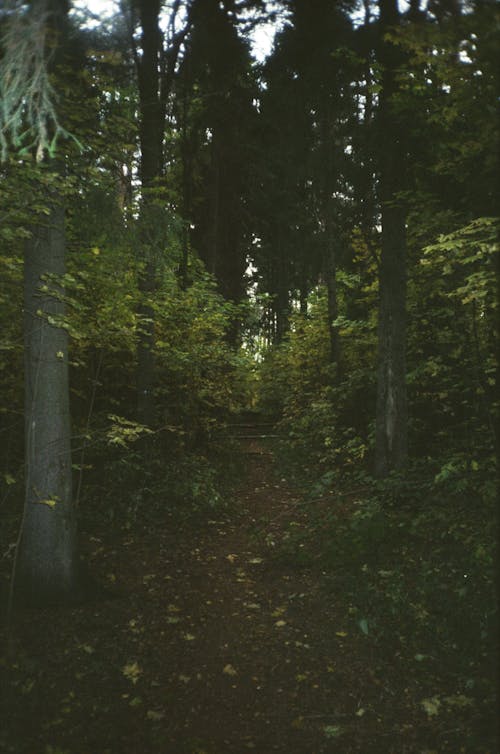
[15,199,79,605]
[374,0,408,476]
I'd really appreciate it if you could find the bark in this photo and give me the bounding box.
[184,0,251,326]
[375,203,408,475]
[324,207,342,372]
[135,0,162,428]
[179,67,193,290]
[208,136,221,277]
[374,0,408,476]
[299,284,308,316]
[15,198,79,605]
[321,102,342,374]
[136,259,157,428]
[134,0,189,423]
[9,0,83,607]
[275,250,290,344]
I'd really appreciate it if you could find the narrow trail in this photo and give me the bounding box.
[2,442,437,753]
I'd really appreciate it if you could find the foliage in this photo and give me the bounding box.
[0,1,497,749]
[0,1,81,161]
[317,488,496,686]
[259,277,377,483]
[259,213,498,496]
[259,212,497,721]
[62,242,250,519]
[408,216,498,466]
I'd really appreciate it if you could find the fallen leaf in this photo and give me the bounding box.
[421,697,441,717]
[182,633,196,641]
[323,725,343,739]
[226,554,238,563]
[122,662,142,684]
[38,498,57,509]
[223,664,237,676]
[335,631,348,637]
[21,679,35,694]
[358,619,369,635]
[443,694,473,708]
[146,710,165,721]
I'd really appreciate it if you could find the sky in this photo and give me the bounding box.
[73,0,278,62]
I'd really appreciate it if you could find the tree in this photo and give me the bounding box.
[130,0,191,427]
[252,0,355,352]
[0,0,81,605]
[17,182,78,605]
[131,0,165,428]
[178,0,256,329]
[374,0,409,476]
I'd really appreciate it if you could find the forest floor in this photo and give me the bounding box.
[0,439,494,754]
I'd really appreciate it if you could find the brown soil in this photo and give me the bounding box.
[0,442,492,753]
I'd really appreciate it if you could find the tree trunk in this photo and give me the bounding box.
[135,0,190,424]
[275,237,290,344]
[136,0,163,428]
[375,205,408,475]
[374,0,408,476]
[324,207,342,373]
[15,198,79,605]
[321,102,342,375]
[179,70,193,290]
[136,260,157,428]
[208,137,220,277]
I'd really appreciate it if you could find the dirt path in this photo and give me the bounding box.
[0,443,470,753]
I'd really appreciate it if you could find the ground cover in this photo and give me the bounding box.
[0,440,495,753]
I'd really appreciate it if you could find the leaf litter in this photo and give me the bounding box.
[0,444,492,753]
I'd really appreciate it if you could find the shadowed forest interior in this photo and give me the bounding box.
[0,0,497,752]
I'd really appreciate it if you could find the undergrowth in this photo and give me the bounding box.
[267,450,497,750]
[78,436,244,531]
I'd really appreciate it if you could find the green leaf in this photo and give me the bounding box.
[38,498,58,509]
[323,725,343,739]
[421,697,441,717]
[122,662,142,684]
[358,618,369,635]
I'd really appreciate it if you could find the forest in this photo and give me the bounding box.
[0,0,497,752]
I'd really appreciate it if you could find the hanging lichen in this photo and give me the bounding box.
[0,0,76,161]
